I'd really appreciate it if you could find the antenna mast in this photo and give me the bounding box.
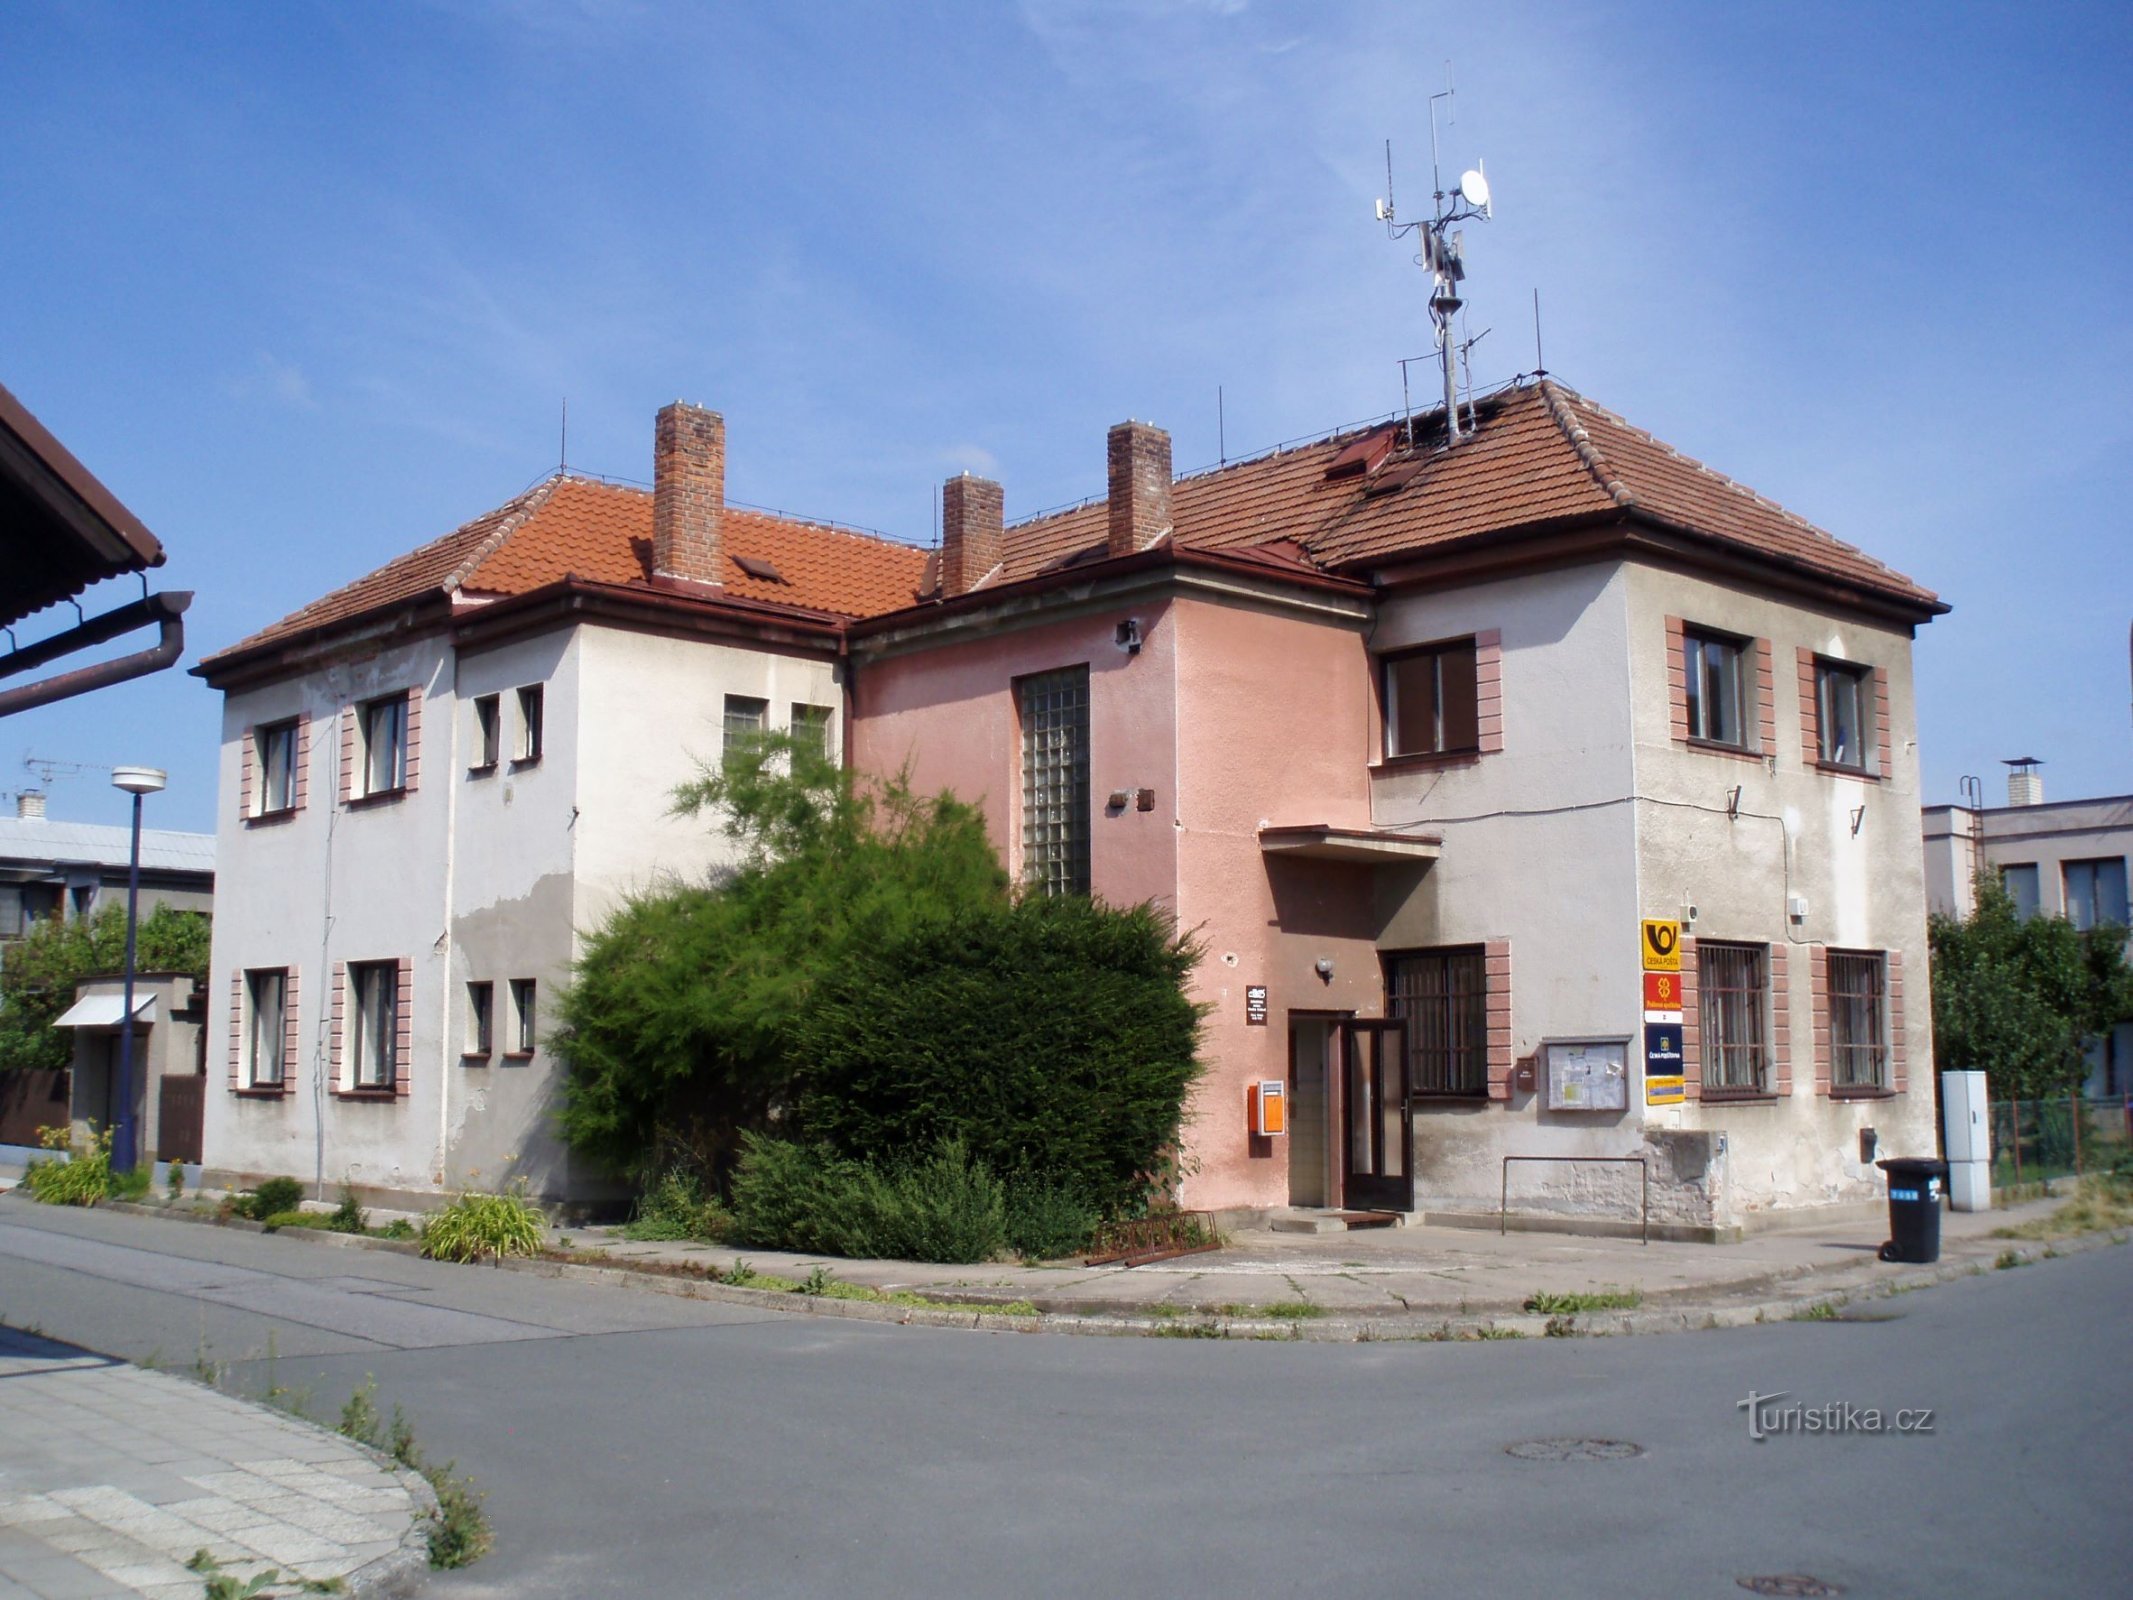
[1374,70,1493,446]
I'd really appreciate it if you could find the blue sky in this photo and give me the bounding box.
[3,0,2127,832]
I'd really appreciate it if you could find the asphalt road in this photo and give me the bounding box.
[2,1199,2126,1600]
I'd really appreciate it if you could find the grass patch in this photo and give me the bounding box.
[620,1167,732,1243]
[420,1189,546,1263]
[1794,1300,1842,1321]
[1258,1300,1324,1320]
[1990,1175,2133,1241]
[1522,1288,1642,1315]
[335,1378,491,1569]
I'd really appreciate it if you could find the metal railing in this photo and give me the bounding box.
[1500,1155,1650,1244]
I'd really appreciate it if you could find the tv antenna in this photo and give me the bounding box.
[1374,69,1494,446]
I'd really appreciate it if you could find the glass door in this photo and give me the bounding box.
[1340,1020,1411,1212]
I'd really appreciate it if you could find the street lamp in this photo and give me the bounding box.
[110,765,165,1174]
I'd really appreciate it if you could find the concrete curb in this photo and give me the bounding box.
[345,1456,438,1599]
[59,1192,2132,1344]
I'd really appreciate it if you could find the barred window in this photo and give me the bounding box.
[1829,951,1888,1090]
[1387,947,1487,1096]
[1019,667,1090,898]
[723,695,768,763]
[1698,941,1768,1094]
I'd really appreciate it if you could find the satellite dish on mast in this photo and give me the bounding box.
[1458,164,1491,214]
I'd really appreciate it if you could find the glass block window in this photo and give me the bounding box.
[1019,667,1090,898]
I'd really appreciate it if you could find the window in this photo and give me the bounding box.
[69,885,96,919]
[255,720,299,813]
[247,969,288,1087]
[509,978,537,1055]
[2001,863,2041,921]
[1019,667,1090,898]
[791,703,834,758]
[1698,941,1769,1094]
[515,685,544,764]
[1683,629,1749,748]
[359,694,408,796]
[723,695,768,763]
[1814,660,1871,770]
[350,961,399,1089]
[1382,640,1479,758]
[2063,858,2129,931]
[1828,951,1888,1091]
[1387,948,1487,1096]
[466,981,493,1058]
[472,695,500,771]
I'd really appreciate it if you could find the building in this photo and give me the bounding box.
[1924,764,2133,1096]
[0,792,215,941]
[852,379,1947,1235]
[195,404,925,1208]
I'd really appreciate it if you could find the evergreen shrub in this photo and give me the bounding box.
[730,1135,1009,1263]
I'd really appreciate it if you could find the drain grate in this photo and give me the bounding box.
[1738,1577,1843,1597]
[1503,1437,1643,1462]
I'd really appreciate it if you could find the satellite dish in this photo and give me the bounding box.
[1458,166,1490,210]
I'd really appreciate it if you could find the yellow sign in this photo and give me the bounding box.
[1641,919,1682,972]
[1645,1076,1686,1106]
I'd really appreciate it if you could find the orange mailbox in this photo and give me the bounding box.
[1248,1080,1287,1137]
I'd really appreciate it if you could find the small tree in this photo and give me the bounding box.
[1929,873,2133,1099]
[0,904,212,1073]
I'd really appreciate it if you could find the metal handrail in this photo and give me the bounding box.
[1500,1154,1650,1245]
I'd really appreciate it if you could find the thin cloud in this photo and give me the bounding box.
[228,352,316,410]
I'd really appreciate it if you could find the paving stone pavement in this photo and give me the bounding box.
[0,1329,431,1600]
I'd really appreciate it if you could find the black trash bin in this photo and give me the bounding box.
[1875,1156,1948,1264]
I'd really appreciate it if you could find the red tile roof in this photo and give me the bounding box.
[204,475,929,666]
[982,380,1940,613]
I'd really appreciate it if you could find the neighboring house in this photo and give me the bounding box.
[0,378,189,717]
[195,404,925,1208]
[0,792,215,944]
[1923,765,2133,1096]
[851,378,1947,1234]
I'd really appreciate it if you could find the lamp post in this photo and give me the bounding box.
[109,765,166,1174]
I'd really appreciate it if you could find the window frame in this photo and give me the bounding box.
[1018,665,1091,899]
[246,968,289,1089]
[2063,857,2130,932]
[349,960,400,1090]
[358,693,408,799]
[465,980,494,1060]
[1380,637,1481,761]
[508,978,537,1057]
[2000,863,2042,921]
[1813,658,1873,773]
[254,719,300,816]
[1384,946,1489,1098]
[1683,627,1752,751]
[1827,949,1890,1094]
[722,694,769,764]
[514,684,544,766]
[471,694,500,773]
[1697,939,1771,1097]
[790,702,834,758]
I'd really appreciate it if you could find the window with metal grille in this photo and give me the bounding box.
[350,961,398,1089]
[723,695,768,764]
[256,721,298,814]
[1019,667,1090,898]
[1828,950,1888,1090]
[247,969,287,1087]
[1382,639,1479,758]
[1683,629,1749,748]
[1698,941,1768,1093]
[1814,660,1871,770]
[1387,947,1487,1096]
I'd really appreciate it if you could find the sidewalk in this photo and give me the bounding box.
[0,1328,432,1600]
[542,1185,2114,1337]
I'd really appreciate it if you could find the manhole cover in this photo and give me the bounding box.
[1503,1437,1643,1462]
[1737,1577,1843,1597]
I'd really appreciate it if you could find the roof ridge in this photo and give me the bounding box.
[445,475,567,594]
[1536,378,1637,510]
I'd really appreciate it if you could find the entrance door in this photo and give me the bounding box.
[1340,1020,1411,1212]
[1286,1016,1337,1208]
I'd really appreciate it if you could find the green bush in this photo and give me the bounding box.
[23,1125,114,1206]
[1002,1175,1097,1261]
[331,1185,367,1233]
[238,1177,305,1221]
[420,1189,546,1263]
[792,894,1204,1220]
[621,1168,731,1242]
[730,1135,1008,1263]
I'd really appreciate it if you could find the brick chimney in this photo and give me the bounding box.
[16,790,44,820]
[1107,420,1172,557]
[941,473,1004,597]
[653,401,725,588]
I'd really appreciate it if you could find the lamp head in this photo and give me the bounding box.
[111,766,166,797]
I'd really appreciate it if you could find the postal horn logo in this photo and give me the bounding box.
[1642,919,1682,970]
